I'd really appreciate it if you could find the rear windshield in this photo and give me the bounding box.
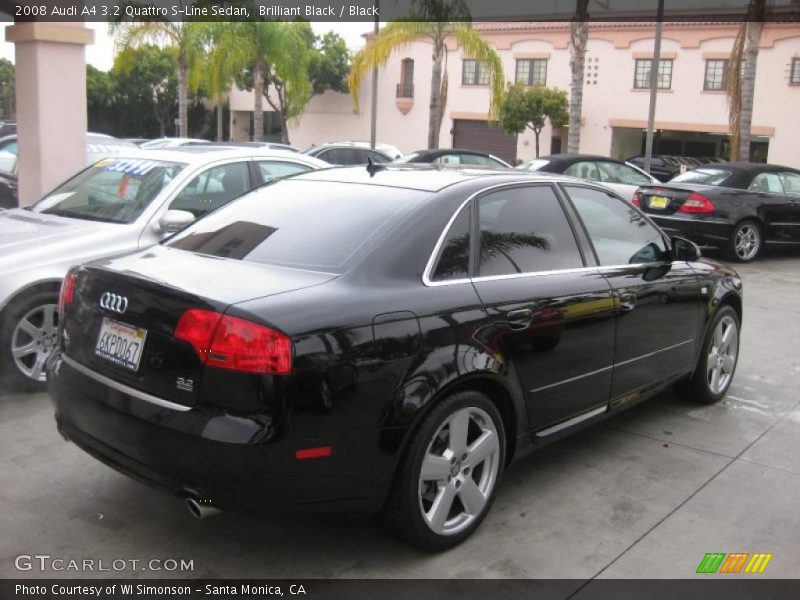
[670,168,732,186]
[167,180,426,272]
[33,158,185,223]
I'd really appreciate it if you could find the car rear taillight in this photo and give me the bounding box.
[175,309,292,374]
[632,188,641,207]
[59,272,76,314]
[679,193,715,214]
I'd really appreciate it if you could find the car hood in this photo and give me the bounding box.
[0,209,138,275]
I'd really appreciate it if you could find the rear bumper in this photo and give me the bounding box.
[649,214,734,249]
[48,352,385,514]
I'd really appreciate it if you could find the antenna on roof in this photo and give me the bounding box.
[366,157,385,177]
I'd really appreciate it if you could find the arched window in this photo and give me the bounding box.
[398,58,414,98]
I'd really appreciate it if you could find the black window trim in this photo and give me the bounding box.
[423,181,593,287]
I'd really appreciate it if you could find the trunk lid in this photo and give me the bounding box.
[636,183,714,216]
[62,245,336,406]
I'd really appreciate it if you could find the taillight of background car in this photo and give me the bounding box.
[679,193,716,214]
[59,271,76,315]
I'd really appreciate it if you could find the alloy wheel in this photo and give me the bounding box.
[418,406,500,536]
[734,224,760,261]
[706,314,738,395]
[11,303,59,382]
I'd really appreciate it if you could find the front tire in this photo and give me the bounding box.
[0,291,60,392]
[726,220,762,263]
[680,306,740,404]
[380,390,505,550]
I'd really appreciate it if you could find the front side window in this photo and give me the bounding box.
[432,204,471,281]
[704,59,729,91]
[169,162,250,218]
[778,172,800,195]
[565,185,668,265]
[477,186,583,277]
[33,158,185,224]
[748,172,784,194]
[515,59,547,86]
[168,181,425,273]
[463,59,490,85]
[634,59,673,89]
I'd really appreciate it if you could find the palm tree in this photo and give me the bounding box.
[186,23,233,142]
[567,0,590,154]
[727,0,768,161]
[211,22,295,141]
[112,20,205,138]
[348,1,504,149]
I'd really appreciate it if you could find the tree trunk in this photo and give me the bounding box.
[534,127,541,158]
[427,38,444,149]
[177,55,188,138]
[738,21,762,162]
[280,115,290,144]
[253,62,265,142]
[216,96,223,141]
[567,2,589,154]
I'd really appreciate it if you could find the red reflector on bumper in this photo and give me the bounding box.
[295,446,332,460]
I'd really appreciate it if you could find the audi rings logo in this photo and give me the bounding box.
[99,292,129,314]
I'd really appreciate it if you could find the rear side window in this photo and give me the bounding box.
[257,160,311,182]
[748,172,784,194]
[432,205,470,281]
[168,181,424,272]
[477,185,583,277]
[564,185,668,265]
[565,161,600,181]
[596,161,653,185]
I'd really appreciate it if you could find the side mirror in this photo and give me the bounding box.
[672,236,701,262]
[157,209,195,234]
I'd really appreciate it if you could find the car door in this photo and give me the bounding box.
[469,183,617,431]
[562,184,704,404]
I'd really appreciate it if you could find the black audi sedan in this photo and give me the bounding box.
[48,166,743,549]
[635,163,800,262]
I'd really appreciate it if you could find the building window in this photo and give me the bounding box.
[397,58,414,98]
[462,59,490,86]
[515,59,548,86]
[634,59,672,89]
[791,58,800,85]
[704,59,729,91]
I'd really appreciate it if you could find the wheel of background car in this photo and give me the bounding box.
[0,290,60,390]
[379,389,505,550]
[726,220,762,263]
[677,306,740,404]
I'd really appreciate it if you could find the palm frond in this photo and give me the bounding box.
[451,25,505,119]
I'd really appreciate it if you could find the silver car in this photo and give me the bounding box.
[0,146,328,388]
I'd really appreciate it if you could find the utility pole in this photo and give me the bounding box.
[644,0,665,173]
[370,3,379,149]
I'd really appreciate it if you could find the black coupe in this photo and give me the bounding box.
[635,163,800,262]
[48,166,743,549]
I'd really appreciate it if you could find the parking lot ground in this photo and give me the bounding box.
[1,250,799,583]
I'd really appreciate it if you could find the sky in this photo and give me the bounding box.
[0,22,370,70]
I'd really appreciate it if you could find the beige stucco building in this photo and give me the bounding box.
[231,22,800,167]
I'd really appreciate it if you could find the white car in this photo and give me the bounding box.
[517,154,659,202]
[0,147,328,388]
[139,137,210,149]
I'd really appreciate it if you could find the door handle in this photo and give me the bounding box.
[506,308,534,329]
[618,292,637,312]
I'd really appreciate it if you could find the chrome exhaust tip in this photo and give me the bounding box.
[186,498,221,519]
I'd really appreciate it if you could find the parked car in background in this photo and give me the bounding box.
[188,141,300,153]
[396,149,511,168]
[517,154,658,202]
[0,134,137,210]
[49,165,742,550]
[0,121,16,137]
[342,141,404,159]
[0,146,327,388]
[634,163,800,262]
[140,138,210,149]
[627,155,727,182]
[123,138,149,146]
[304,143,393,165]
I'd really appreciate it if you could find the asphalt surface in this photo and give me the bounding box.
[1,250,798,581]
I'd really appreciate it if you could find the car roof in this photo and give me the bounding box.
[291,163,583,192]
[412,148,503,158]
[533,154,627,166]
[691,162,799,173]
[97,146,327,166]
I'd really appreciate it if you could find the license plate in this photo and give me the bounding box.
[649,195,669,209]
[95,318,147,371]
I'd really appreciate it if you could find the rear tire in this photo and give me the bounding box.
[677,306,740,404]
[726,220,762,263]
[379,390,505,550]
[0,291,60,392]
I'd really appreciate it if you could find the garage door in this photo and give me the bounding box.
[452,119,517,164]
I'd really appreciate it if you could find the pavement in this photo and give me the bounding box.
[1,250,798,581]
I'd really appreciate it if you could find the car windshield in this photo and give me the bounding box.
[670,168,732,186]
[167,180,426,273]
[32,158,185,224]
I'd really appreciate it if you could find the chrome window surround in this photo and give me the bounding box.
[422,180,684,288]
